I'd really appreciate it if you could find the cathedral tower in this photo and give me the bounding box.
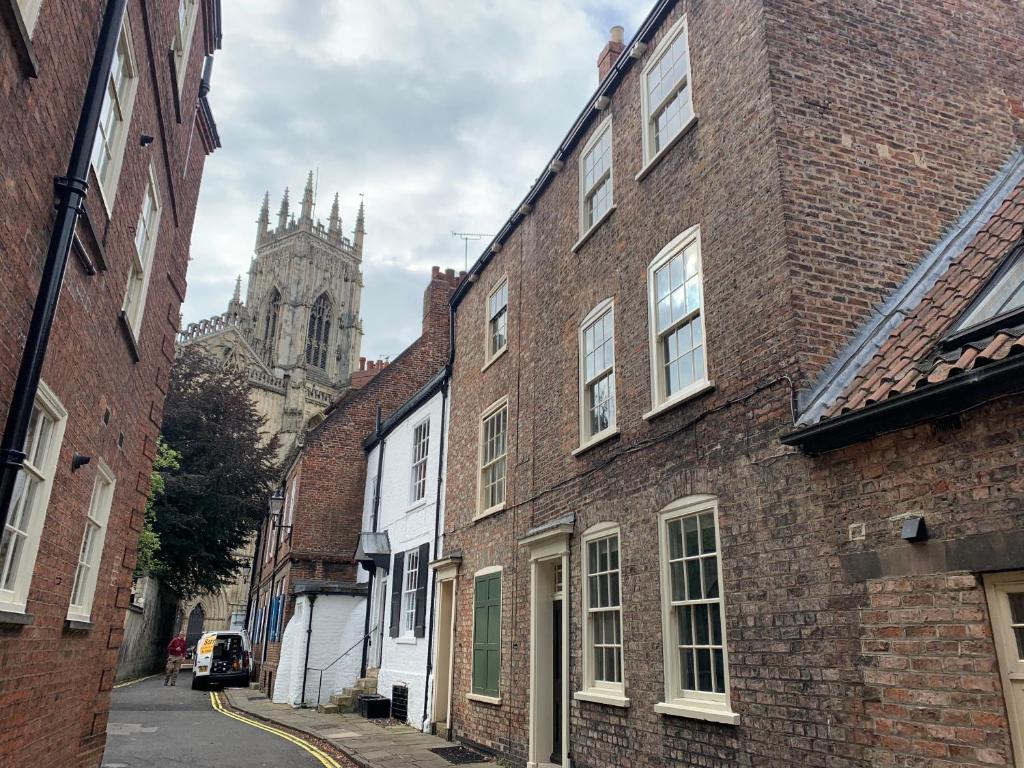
[246,171,364,386]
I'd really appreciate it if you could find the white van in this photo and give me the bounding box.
[191,630,252,690]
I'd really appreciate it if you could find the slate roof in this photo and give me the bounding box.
[821,179,1024,420]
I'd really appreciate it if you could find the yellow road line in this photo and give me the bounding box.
[113,673,160,689]
[209,691,343,768]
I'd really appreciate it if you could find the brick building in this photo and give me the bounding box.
[0,0,221,766]
[248,267,459,705]
[437,1,1024,767]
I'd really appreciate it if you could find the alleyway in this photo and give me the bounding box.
[101,676,326,768]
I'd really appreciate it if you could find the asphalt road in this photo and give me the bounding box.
[102,673,321,768]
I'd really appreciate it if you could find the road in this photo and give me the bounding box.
[102,674,322,768]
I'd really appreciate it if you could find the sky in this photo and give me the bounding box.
[184,0,650,360]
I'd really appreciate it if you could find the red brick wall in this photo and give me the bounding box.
[441,0,1024,766]
[0,2,218,766]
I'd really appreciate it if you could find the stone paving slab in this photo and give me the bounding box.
[222,688,492,768]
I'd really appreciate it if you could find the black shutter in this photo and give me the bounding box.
[389,551,404,638]
[414,542,430,637]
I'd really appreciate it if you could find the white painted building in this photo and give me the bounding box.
[358,370,449,732]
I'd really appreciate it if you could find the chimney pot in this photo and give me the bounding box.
[610,25,624,44]
[598,24,626,81]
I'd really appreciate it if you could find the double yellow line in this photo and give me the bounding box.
[209,691,344,768]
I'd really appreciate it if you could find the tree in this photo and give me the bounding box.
[151,346,278,598]
[134,437,178,579]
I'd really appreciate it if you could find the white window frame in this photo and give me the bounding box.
[401,549,419,637]
[172,0,200,95]
[577,116,614,241]
[476,398,508,520]
[639,15,696,173]
[645,225,712,419]
[122,163,162,339]
[484,277,509,367]
[409,418,430,505]
[576,299,617,451]
[655,495,738,724]
[67,460,116,623]
[90,13,139,211]
[0,381,67,614]
[574,522,628,707]
[15,0,43,36]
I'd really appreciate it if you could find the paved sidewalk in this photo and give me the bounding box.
[221,688,492,768]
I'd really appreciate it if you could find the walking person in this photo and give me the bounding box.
[165,633,187,686]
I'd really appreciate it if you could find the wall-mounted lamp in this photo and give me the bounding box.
[140,134,154,147]
[71,453,91,472]
[900,516,928,543]
[269,487,290,533]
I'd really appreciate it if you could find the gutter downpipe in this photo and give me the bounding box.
[300,592,317,707]
[0,0,128,533]
[360,405,386,678]
[421,376,449,731]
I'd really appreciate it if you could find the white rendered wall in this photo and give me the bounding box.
[362,389,448,730]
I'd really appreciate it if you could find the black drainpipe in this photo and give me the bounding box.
[420,376,449,730]
[360,405,387,678]
[300,592,317,707]
[0,0,128,532]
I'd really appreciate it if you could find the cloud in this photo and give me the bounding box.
[184,0,642,359]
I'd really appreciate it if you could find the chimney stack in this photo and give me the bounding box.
[597,25,625,82]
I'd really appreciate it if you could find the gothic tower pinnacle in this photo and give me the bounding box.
[299,170,315,227]
[328,193,341,239]
[256,191,270,246]
[277,187,290,231]
[354,196,365,257]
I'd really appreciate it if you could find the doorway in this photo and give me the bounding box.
[984,572,1024,766]
[522,521,571,768]
[430,557,460,738]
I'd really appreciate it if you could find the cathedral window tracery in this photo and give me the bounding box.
[306,293,332,370]
[263,289,281,363]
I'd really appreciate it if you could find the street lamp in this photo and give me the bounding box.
[269,487,289,533]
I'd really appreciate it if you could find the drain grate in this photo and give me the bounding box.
[430,745,489,765]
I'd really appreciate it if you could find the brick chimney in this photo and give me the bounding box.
[597,26,625,82]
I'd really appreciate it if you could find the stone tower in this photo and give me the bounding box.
[178,171,365,459]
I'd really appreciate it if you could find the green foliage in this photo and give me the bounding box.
[150,347,278,598]
[134,437,179,579]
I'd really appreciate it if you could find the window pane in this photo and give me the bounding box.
[668,520,683,560]
[676,605,691,645]
[670,561,685,602]
[1008,591,1024,623]
[696,648,713,692]
[713,649,725,693]
[683,517,699,556]
[699,512,716,553]
[711,603,723,645]
[680,648,695,691]
[694,603,709,644]
[703,556,719,599]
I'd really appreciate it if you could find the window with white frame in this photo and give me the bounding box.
[580,525,624,699]
[579,117,613,235]
[478,400,507,514]
[486,278,508,362]
[401,549,419,636]
[410,419,430,503]
[579,300,616,445]
[90,14,139,206]
[172,0,199,93]
[0,382,67,613]
[641,15,694,163]
[15,0,43,35]
[648,226,707,410]
[68,462,116,622]
[123,165,161,336]
[656,496,736,722]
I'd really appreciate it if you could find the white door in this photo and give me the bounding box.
[985,572,1024,766]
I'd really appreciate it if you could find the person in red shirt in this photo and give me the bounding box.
[165,634,187,686]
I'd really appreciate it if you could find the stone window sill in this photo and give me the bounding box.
[572,205,617,253]
[0,609,33,627]
[467,693,502,706]
[636,114,699,183]
[473,503,505,523]
[65,618,94,632]
[642,380,714,422]
[1,0,40,78]
[654,700,740,725]
[572,427,620,457]
[395,636,417,645]
[481,344,508,373]
[573,689,630,708]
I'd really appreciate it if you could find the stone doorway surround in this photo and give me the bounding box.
[520,516,573,768]
[429,554,461,738]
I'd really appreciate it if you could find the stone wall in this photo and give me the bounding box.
[115,578,178,683]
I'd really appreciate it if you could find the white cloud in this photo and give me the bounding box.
[185,0,642,358]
